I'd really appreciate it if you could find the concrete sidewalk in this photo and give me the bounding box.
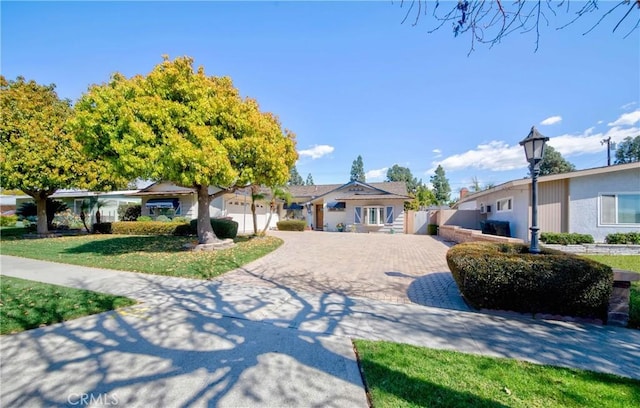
[2,255,640,407]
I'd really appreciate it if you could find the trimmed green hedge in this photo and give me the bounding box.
[540,232,594,245]
[189,218,238,239]
[111,221,192,236]
[446,242,613,320]
[605,232,640,245]
[427,224,438,235]
[276,220,306,231]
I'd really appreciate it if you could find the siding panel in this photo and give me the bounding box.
[538,179,567,233]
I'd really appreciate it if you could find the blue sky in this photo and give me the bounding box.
[2,1,638,197]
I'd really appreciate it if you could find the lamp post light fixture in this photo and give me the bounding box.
[519,126,549,254]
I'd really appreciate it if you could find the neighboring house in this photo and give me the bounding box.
[130,182,280,234]
[286,181,410,233]
[15,190,141,223]
[452,162,640,243]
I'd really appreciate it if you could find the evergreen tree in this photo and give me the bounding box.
[386,164,420,193]
[430,165,451,205]
[538,145,576,176]
[350,155,365,183]
[288,165,304,186]
[614,136,640,164]
[305,173,314,186]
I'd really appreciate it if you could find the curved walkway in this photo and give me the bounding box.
[1,232,639,407]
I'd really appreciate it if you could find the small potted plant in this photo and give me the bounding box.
[336,222,345,232]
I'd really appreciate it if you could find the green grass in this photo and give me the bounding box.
[0,234,283,279]
[583,255,640,329]
[355,340,640,408]
[0,276,135,335]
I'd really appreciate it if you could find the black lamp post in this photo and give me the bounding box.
[519,126,549,254]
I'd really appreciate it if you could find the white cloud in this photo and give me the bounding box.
[621,101,637,110]
[365,167,388,181]
[298,144,335,159]
[608,109,640,127]
[426,113,639,174]
[432,148,442,158]
[540,115,562,126]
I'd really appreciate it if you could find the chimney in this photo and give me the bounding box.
[459,187,469,199]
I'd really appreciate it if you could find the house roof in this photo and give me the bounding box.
[50,190,140,199]
[289,180,410,203]
[455,161,640,207]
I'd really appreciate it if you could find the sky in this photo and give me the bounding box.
[2,1,639,197]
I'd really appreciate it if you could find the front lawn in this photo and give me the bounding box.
[0,276,135,335]
[355,340,640,408]
[0,235,283,279]
[583,255,640,329]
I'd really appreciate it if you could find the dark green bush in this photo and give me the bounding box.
[605,232,640,245]
[17,199,68,229]
[446,242,613,320]
[0,215,18,227]
[118,204,141,221]
[189,218,239,239]
[93,222,112,234]
[276,220,306,231]
[112,221,191,236]
[427,224,438,235]
[480,220,511,237]
[540,232,594,245]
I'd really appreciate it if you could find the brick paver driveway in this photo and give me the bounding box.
[217,231,469,311]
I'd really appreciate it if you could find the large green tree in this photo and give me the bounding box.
[430,165,451,205]
[386,164,420,193]
[614,135,640,164]
[74,57,297,244]
[288,165,304,186]
[350,155,366,183]
[538,145,576,176]
[0,76,115,234]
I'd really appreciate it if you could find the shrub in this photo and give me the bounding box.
[172,216,188,223]
[480,220,511,237]
[17,199,68,229]
[173,223,194,236]
[136,215,153,222]
[155,215,171,222]
[540,232,595,245]
[189,218,239,239]
[118,204,141,221]
[93,222,112,234]
[276,220,306,231]
[111,221,191,236]
[52,209,83,230]
[427,224,438,235]
[446,242,613,320]
[605,232,640,245]
[0,215,18,227]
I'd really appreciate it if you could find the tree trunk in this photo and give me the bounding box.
[261,199,275,236]
[36,194,48,235]
[196,184,217,244]
[251,185,259,235]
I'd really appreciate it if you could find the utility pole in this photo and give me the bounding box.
[601,137,612,166]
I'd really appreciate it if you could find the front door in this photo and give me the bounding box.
[315,204,324,230]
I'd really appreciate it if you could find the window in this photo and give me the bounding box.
[496,198,512,212]
[146,198,181,216]
[600,193,640,225]
[355,206,386,226]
